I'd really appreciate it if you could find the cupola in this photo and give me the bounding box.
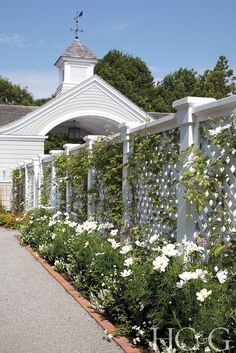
[54,37,98,95]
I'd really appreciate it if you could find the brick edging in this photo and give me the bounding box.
[23,244,146,353]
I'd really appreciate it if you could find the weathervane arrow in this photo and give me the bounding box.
[70,10,84,39]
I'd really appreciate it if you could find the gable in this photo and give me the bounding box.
[0,75,149,136]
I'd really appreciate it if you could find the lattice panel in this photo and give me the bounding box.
[199,117,236,238]
[132,129,180,239]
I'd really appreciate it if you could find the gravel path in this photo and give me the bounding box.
[0,228,123,353]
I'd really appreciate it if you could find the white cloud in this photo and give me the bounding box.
[110,23,131,32]
[0,33,44,48]
[1,70,58,99]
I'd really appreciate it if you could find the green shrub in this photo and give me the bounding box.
[19,208,236,352]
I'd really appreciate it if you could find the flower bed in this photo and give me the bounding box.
[19,207,235,352]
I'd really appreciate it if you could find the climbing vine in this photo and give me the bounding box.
[181,114,236,271]
[128,129,180,239]
[12,167,25,213]
[54,148,89,220]
[90,138,123,225]
[40,163,51,206]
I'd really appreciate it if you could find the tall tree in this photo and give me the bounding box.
[95,49,157,111]
[154,68,198,112]
[0,76,35,106]
[194,55,236,99]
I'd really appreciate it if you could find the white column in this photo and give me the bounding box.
[49,150,64,209]
[33,159,40,209]
[63,144,80,212]
[24,160,31,210]
[119,122,138,238]
[173,97,215,242]
[84,136,101,218]
[38,154,50,207]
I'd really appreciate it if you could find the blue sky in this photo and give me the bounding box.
[1,0,235,98]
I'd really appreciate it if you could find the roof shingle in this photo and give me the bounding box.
[0,104,38,127]
[59,38,97,61]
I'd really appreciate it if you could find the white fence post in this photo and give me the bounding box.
[23,161,31,210]
[63,144,79,213]
[49,150,64,209]
[38,154,50,207]
[119,122,138,237]
[173,97,215,242]
[33,159,40,209]
[84,136,100,218]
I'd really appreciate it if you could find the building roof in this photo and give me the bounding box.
[0,104,38,126]
[56,38,97,63]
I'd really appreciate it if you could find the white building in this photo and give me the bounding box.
[0,37,161,208]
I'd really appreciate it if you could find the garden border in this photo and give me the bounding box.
[15,235,147,353]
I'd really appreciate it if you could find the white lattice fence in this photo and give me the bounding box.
[198,117,236,238]
[131,128,179,238]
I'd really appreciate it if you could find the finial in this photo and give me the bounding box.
[70,11,84,39]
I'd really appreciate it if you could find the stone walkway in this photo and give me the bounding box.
[0,228,123,353]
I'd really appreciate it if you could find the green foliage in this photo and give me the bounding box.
[40,164,52,206]
[155,68,198,112]
[44,132,84,154]
[12,168,25,213]
[54,148,89,219]
[0,212,25,229]
[95,49,157,111]
[195,56,236,99]
[20,210,235,352]
[0,76,35,106]
[154,56,235,112]
[90,138,123,225]
[128,130,179,237]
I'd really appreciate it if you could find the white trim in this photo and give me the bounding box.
[39,110,129,135]
[193,94,236,115]
[0,135,47,142]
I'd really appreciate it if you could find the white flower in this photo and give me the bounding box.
[153,255,169,272]
[110,229,119,237]
[139,303,144,311]
[135,240,145,247]
[216,269,228,284]
[149,234,159,244]
[138,329,145,336]
[195,269,208,282]
[51,233,56,240]
[98,222,114,230]
[148,340,159,352]
[196,288,212,302]
[108,238,121,249]
[76,219,98,234]
[204,347,211,352]
[120,244,132,254]
[120,269,132,277]
[124,257,134,267]
[208,124,231,136]
[179,271,198,282]
[133,337,140,345]
[176,280,184,289]
[162,243,178,257]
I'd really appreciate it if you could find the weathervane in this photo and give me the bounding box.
[71,11,84,39]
